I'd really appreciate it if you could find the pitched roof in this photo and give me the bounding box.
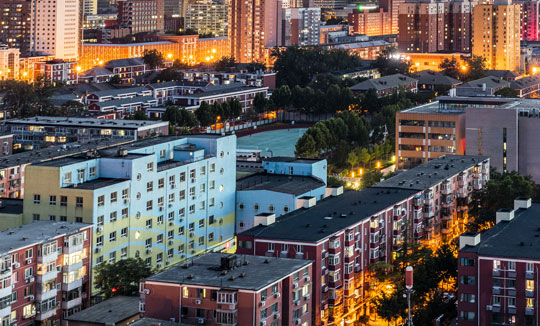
[350,73,417,91]
[92,96,157,108]
[81,66,114,77]
[486,70,519,80]
[105,57,145,68]
[415,70,461,86]
[458,76,510,90]
[510,74,540,90]
[90,86,150,98]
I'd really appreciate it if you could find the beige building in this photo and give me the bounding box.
[30,0,80,60]
[185,1,228,37]
[0,45,20,80]
[472,0,521,71]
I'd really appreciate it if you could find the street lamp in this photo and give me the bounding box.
[405,266,414,326]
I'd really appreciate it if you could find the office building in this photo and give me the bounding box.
[0,221,92,324]
[29,0,80,60]
[184,1,228,37]
[21,135,237,296]
[238,155,489,325]
[472,0,521,71]
[395,100,466,169]
[236,157,329,232]
[348,9,391,37]
[282,7,321,46]
[117,0,165,34]
[0,45,19,80]
[229,0,283,63]
[457,198,538,325]
[140,253,313,326]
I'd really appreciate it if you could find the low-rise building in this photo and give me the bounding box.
[510,73,540,97]
[415,70,462,91]
[457,198,538,325]
[182,70,276,90]
[87,96,159,118]
[65,296,140,326]
[350,73,418,95]
[456,76,511,97]
[0,221,92,325]
[174,83,268,111]
[34,60,79,85]
[140,253,313,326]
[86,86,152,103]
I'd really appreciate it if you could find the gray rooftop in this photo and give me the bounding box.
[350,73,417,91]
[461,203,540,260]
[92,96,157,108]
[237,173,325,195]
[180,83,267,98]
[146,253,311,291]
[147,80,210,89]
[0,221,91,255]
[458,76,510,90]
[6,116,168,129]
[89,86,150,98]
[510,74,540,90]
[373,155,489,191]
[129,318,186,326]
[263,157,323,164]
[105,58,145,68]
[415,70,461,86]
[240,187,418,242]
[65,296,140,324]
[486,70,519,80]
[400,101,465,115]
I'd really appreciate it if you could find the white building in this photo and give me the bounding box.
[30,0,80,60]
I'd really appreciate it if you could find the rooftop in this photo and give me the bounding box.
[92,96,157,108]
[145,253,311,291]
[105,58,145,68]
[180,83,267,98]
[415,70,461,86]
[373,155,489,191]
[458,76,510,90]
[6,116,168,129]
[65,296,140,324]
[263,157,323,164]
[65,178,129,190]
[237,173,325,196]
[350,73,417,91]
[510,74,540,90]
[83,41,174,47]
[89,86,150,98]
[240,187,418,242]
[0,221,91,254]
[147,80,210,89]
[129,318,186,326]
[400,101,464,115]
[461,203,540,260]
[0,198,23,215]
[486,70,519,80]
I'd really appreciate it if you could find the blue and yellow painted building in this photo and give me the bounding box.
[22,135,236,296]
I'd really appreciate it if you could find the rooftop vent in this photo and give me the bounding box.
[459,232,481,249]
[496,208,514,224]
[220,255,238,271]
[514,197,532,210]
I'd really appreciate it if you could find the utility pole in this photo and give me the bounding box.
[405,265,414,326]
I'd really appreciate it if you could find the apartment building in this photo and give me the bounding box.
[174,83,269,111]
[0,221,92,326]
[348,9,391,37]
[282,7,321,46]
[457,198,538,325]
[117,0,165,34]
[181,71,276,90]
[472,0,521,71]
[184,1,228,37]
[34,60,78,85]
[140,253,313,326]
[21,135,237,297]
[0,0,31,56]
[237,154,489,326]
[236,157,329,232]
[5,117,168,149]
[396,100,466,169]
[0,45,20,80]
[380,0,404,34]
[516,0,540,41]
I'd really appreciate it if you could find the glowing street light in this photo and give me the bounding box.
[167,53,173,59]
[533,67,539,74]
[76,66,81,72]
[376,161,381,169]
[461,65,468,71]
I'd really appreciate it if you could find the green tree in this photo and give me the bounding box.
[295,133,318,158]
[109,75,122,84]
[229,98,242,118]
[271,85,292,109]
[372,47,411,76]
[94,258,153,299]
[439,57,460,80]
[253,92,269,114]
[358,148,371,168]
[214,56,236,71]
[461,55,487,81]
[143,49,164,70]
[154,68,181,82]
[375,291,407,325]
[494,87,518,98]
[172,59,189,70]
[195,101,214,126]
[346,151,359,170]
[362,170,383,188]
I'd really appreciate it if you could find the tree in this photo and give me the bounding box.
[362,170,383,188]
[270,85,292,109]
[494,87,518,98]
[143,49,164,70]
[94,258,153,299]
[346,151,359,170]
[372,47,411,76]
[229,98,242,118]
[172,59,189,70]
[214,56,236,71]
[109,75,122,84]
[130,110,148,120]
[439,57,460,80]
[295,133,318,158]
[253,93,269,114]
[154,68,181,82]
[195,101,214,126]
[246,62,266,72]
[461,55,487,81]
[357,148,371,167]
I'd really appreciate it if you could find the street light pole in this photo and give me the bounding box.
[405,265,414,326]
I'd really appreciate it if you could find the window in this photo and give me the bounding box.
[268,243,275,252]
[49,196,56,205]
[179,244,185,253]
[110,211,117,222]
[160,149,166,158]
[200,166,206,176]
[329,254,340,266]
[210,180,215,190]
[210,163,216,172]
[461,293,475,303]
[60,196,67,206]
[460,257,475,267]
[146,200,153,210]
[146,219,152,228]
[190,169,196,180]
[208,233,214,242]
[282,244,289,252]
[493,295,501,305]
[209,215,215,225]
[189,204,195,214]
[200,183,206,193]
[157,235,163,244]
[97,215,104,226]
[459,312,475,321]
[121,248,127,259]
[460,275,475,285]
[179,227,185,236]
[180,190,186,200]
[169,193,175,203]
[98,195,105,206]
[48,215,56,221]
[508,297,516,307]
[297,245,303,254]
[168,249,173,258]
[179,208,185,218]
[527,263,534,272]
[111,192,117,203]
[508,261,516,271]
[147,181,153,192]
[147,162,154,172]
[168,230,174,240]
[121,228,128,237]
[189,187,195,197]
[157,215,164,225]
[168,212,174,221]
[527,298,534,308]
[199,219,205,228]
[32,214,40,221]
[122,208,128,219]
[89,166,96,177]
[109,232,116,242]
[76,197,83,208]
[145,239,152,248]
[60,216,67,221]
[199,237,204,246]
[122,189,129,200]
[180,172,186,182]
[109,251,116,263]
[493,260,501,271]
[96,236,103,246]
[33,194,40,204]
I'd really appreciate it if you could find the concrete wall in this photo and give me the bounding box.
[518,117,540,182]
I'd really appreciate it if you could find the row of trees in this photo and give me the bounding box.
[439,55,487,82]
[270,84,355,115]
[346,140,393,170]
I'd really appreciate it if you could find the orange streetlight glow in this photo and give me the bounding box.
[533,67,538,74]
[461,65,468,71]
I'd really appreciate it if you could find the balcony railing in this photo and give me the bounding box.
[61,296,82,310]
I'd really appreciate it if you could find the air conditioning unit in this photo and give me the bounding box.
[274,292,280,299]
[28,295,34,300]
[294,300,300,306]
[304,294,310,301]
[26,277,34,283]
[295,318,301,325]
[197,318,205,324]
[169,221,174,226]
[486,305,493,311]
[293,282,298,288]
[304,276,310,282]
[143,289,150,294]
[259,301,265,307]
[26,258,32,264]
[168,240,174,245]
[195,299,202,304]
[95,247,102,253]
[12,262,20,268]
[146,248,152,254]
[97,226,103,233]
[274,313,280,319]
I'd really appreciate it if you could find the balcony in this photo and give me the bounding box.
[36,308,57,321]
[62,277,82,291]
[526,289,534,297]
[62,296,82,310]
[63,261,83,273]
[526,307,534,316]
[0,267,11,278]
[0,306,10,319]
[37,270,58,283]
[492,287,501,295]
[0,283,12,298]
[37,250,58,265]
[526,271,534,279]
[63,243,84,255]
[36,288,57,302]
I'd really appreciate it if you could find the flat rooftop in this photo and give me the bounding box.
[65,178,128,190]
[0,221,91,254]
[237,173,325,196]
[240,187,418,242]
[6,116,168,129]
[65,296,140,324]
[400,101,464,115]
[373,155,489,191]
[263,157,323,164]
[461,203,540,260]
[146,253,311,291]
[0,198,23,215]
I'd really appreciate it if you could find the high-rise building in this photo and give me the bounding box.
[229,0,283,63]
[380,0,405,34]
[185,1,228,37]
[310,0,346,9]
[348,8,392,36]
[117,0,165,34]
[29,0,80,59]
[282,7,321,46]
[398,0,473,53]
[472,0,521,71]
[22,135,237,296]
[516,0,540,41]
[0,45,19,80]
[0,0,31,56]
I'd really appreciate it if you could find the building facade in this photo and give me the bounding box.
[348,9,391,37]
[184,2,228,37]
[0,221,92,326]
[457,198,538,326]
[140,253,313,326]
[472,0,521,71]
[282,7,321,46]
[380,0,404,34]
[34,60,78,85]
[0,0,31,56]
[22,135,237,297]
[0,45,19,80]
[117,0,165,34]
[516,0,540,41]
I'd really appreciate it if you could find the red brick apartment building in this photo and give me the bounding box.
[458,198,540,326]
[140,253,313,326]
[0,221,92,326]
[237,155,490,326]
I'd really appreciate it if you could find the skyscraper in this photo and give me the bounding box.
[30,0,80,59]
[117,0,165,34]
[229,0,282,63]
[472,0,521,71]
[282,7,321,46]
[0,0,31,56]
